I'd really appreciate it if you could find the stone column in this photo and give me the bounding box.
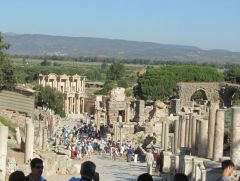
[72,97,75,114]
[185,115,189,147]
[0,126,8,181]
[188,113,192,148]
[68,97,71,114]
[164,123,169,151]
[174,119,179,153]
[78,97,81,114]
[71,97,74,113]
[196,119,200,155]
[178,116,182,148]
[125,102,130,123]
[198,119,208,158]
[65,97,68,114]
[120,126,123,146]
[231,107,240,168]
[42,127,48,151]
[114,124,117,142]
[38,123,43,148]
[96,110,100,132]
[81,78,84,92]
[79,97,82,113]
[57,78,60,91]
[161,122,165,149]
[25,121,34,163]
[180,116,186,147]
[83,76,86,92]
[82,98,85,113]
[75,96,78,114]
[77,78,80,92]
[15,127,21,144]
[191,115,197,154]
[213,109,225,161]
[171,135,175,153]
[207,102,219,159]
[80,97,82,114]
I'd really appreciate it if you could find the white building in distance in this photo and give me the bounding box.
[38,73,86,118]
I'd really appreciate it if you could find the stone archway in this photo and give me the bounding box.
[190,89,208,101]
[176,82,220,109]
[220,83,240,107]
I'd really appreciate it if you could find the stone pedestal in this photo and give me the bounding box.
[15,127,21,144]
[207,102,219,159]
[192,158,204,181]
[163,151,172,172]
[231,107,240,168]
[183,155,194,177]
[25,121,34,163]
[0,126,8,181]
[213,109,225,162]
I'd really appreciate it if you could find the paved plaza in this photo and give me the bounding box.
[48,155,161,181]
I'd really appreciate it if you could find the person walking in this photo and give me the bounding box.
[145,149,154,175]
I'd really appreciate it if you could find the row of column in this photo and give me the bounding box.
[173,106,240,168]
[65,96,84,114]
[0,120,35,180]
[175,114,192,152]
[174,110,222,159]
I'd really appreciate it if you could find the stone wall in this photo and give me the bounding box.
[0,89,35,117]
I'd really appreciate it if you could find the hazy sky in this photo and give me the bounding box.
[1,0,240,51]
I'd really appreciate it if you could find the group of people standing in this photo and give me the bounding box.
[57,123,136,162]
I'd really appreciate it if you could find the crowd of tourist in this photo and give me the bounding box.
[56,123,136,162]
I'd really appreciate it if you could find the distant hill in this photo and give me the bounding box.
[3,33,240,62]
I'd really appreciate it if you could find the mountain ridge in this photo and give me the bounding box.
[3,33,240,63]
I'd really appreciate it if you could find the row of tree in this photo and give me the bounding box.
[11,54,238,68]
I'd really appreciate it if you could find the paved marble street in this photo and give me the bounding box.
[48,155,161,181]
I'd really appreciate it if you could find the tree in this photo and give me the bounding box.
[134,65,224,101]
[95,81,117,95]
[117,80,128,88]
[40,58,51,66]
[106,62,124,80]
[0,33,16,90]
[100,62,108,73]
[224,65,240,83]
[35,85,65,117]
